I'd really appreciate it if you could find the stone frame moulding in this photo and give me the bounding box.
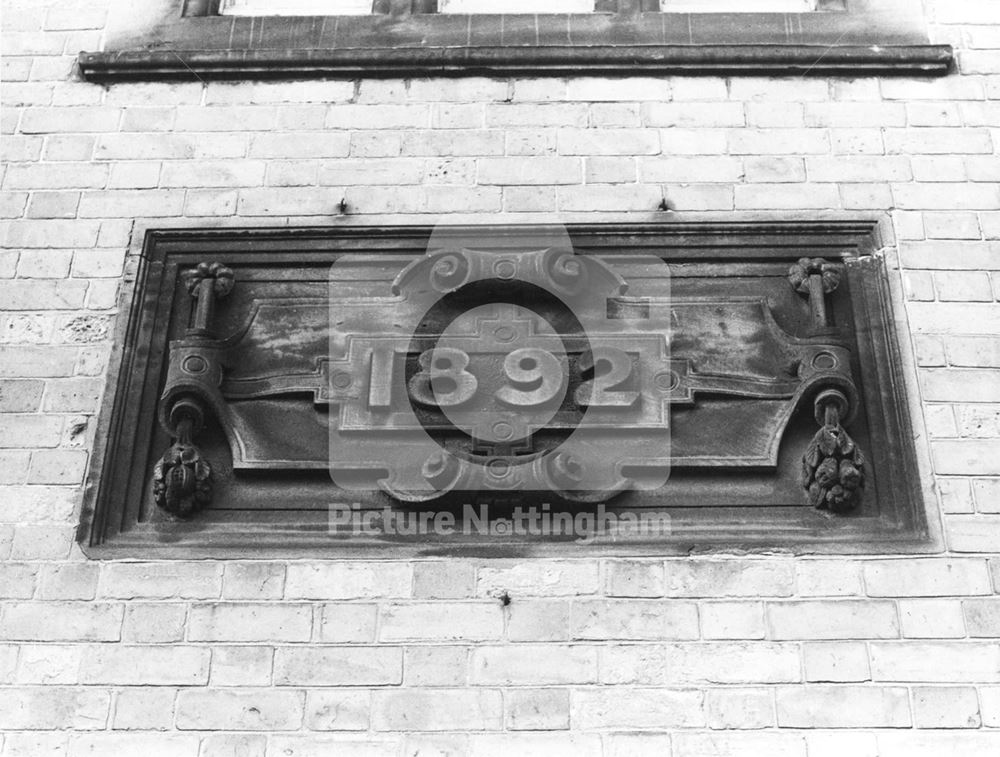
[78,0,952,81]
[79,220,934,558]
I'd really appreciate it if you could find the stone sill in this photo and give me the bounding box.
[79,4,952,81]
[80,44,953,81]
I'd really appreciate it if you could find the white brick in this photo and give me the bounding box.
[506,599,570,641]
[863,558,992,596]
[285,563,411,599]
[412,561,474,599]
[728,129,829,154]
[325,105,430,130]
[559,184,662,211]
[0,688,109,729]
[16,644,82,685]
[274,646,401,686]
[160,161,266,188]
[402,130,504,156]
[664,560,794,597]
[175,689,303,730]
[642,102,744,127]
[477,561,598,597]
[317,603,378,643]
[912,686,981,728]
[965,599,1000,637]
[933,440,1000,474]
[248,133,350,159]
[20,107,121,134]
[95,134,247,161]
[222,562,285,600]
[744,156,805,182]
[304,690,370,731]
[601,642,800,685]
[700,601,766,640]
[767,600,899,639]
[805,733,878,757]
[571,599,698,640]
[99,562,222,599]
[572,688,705,728]
[557,128,659,155]
[505,689,570,731]
[802,642,870,682]
[479,157,581,185]
[796,560,863,597]
[640,156,743,182]
[776,685,910,727]
[805,102,906,127]
[379,602,502,641]
[876,733,1000,757]
[948,516,1000,552]
[403,646,467,687]
[188,603,312,642]
[806,156,911,182]
[471,645,596,685]
[111,688,177,730]
[584,156,636,183]
[210,646,273,687]
[704,687,773,729]
[605,560,664,597]
[486,103,589,127]
[268,736,398,756]
[735,183,840,210]
[674,733,806,757]
[885,128,993,154]
[565,78,671,101]
[0,602,122,641]
[80,646,209,686]
[870,641,1000,682]
[206,80,354,104]
[372,689,501,731]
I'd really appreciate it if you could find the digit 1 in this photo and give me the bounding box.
[368,345,394,409]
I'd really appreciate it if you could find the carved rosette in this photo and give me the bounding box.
[802,388,866,513]
[788,257,840,296]
[184,261,235,299]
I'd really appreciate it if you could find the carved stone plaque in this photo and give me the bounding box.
[81,222,927,556]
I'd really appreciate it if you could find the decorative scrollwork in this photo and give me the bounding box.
[428,250,471,293]
[543,247,589,296]
[546,451,585,490]
[802,388,865,513]
[421,451,462,491]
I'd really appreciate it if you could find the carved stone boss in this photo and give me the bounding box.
[153,249,866,517]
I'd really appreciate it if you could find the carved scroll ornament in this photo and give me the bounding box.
[787,257,866,513]
[153,262,233,517]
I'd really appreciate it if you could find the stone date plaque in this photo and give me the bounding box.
[81,222,929,557]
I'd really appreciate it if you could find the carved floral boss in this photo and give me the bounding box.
[153,250,864,517]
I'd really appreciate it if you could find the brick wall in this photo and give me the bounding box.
[1,0,999,754]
